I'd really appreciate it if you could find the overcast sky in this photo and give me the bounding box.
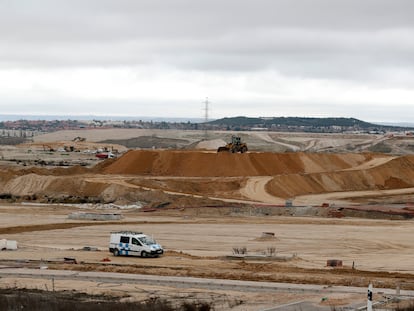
[1,0,414,122]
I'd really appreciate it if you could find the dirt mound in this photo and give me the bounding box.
[102,150,371,177]
[4,174,54,195]
[267,155,414,198]
[2,149,410,208]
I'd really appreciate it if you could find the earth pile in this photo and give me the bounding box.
[103,150,371,177]
[2,150,414,207]
[266,155,414,198]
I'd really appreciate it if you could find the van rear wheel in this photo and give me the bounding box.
[113,249,120,256]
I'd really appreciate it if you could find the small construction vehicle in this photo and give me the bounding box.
[73,136,86,142]
[217,135,248,153]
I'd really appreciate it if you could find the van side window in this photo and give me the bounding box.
[132,238,142,246]
[120,236,129,243]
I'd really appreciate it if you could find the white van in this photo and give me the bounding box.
[109,231,163,257]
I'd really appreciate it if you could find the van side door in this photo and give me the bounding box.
[131,237,143,255]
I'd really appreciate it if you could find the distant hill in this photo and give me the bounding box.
[207,116,411,132]
[209,116,373,127]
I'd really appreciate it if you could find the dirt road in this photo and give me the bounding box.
[1,267,412,310]
[240,176,285,204]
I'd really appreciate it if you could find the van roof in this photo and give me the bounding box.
[110,231,144,235]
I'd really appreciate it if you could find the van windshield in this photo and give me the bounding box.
[138,236,156,246]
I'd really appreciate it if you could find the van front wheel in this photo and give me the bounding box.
[141,251,148,258]
[113,249,120,256]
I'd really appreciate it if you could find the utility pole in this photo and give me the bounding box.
[203,97,209,139]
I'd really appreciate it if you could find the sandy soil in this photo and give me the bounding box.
[2,130,414,308]
[1,204,413,309]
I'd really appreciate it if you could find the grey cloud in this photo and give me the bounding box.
[1,1,414,84]
[2,0,414,40]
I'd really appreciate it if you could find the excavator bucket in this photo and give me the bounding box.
[217,146,230,152]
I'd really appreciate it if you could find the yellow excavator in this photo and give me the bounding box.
[217,135,248,153]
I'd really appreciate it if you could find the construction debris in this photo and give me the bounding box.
[68,212,122,221]
[0,239,17,250]
[261,232,275,238]
[327,259,343,267]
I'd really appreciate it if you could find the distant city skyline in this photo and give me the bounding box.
[1,1,414,122]
[0,114,205,123]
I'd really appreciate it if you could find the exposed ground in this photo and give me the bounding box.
[1,129,414,310]
[29,128,414,154]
